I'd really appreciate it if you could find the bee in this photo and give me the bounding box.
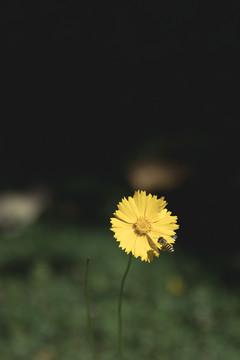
[158,235,177,253]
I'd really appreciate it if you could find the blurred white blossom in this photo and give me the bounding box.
[0,187,51,236]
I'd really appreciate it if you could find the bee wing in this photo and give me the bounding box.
[158,237,166,244]
[172,235,177,240]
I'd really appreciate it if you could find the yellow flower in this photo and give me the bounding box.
[110,190,179,262]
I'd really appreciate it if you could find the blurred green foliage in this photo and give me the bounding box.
[0,224,239,360]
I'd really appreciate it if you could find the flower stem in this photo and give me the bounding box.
[85,258,99,360]
[118,253,132,360]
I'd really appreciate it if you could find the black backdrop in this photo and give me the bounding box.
[2,1,240,255]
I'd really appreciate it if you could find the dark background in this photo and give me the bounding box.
[3,0,240,249]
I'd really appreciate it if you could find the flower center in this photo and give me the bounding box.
[133,217,151,236]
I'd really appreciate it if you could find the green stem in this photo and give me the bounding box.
[118,253,132,360]
[85,258,99,360]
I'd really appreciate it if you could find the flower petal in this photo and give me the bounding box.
[115,228,158,262]
[144,194,160,218]
[158,196,167,211]
[114,209,135,223]
[133,190,147,217]
[110,217,132,229]
[117,197,137,221]
[127,195,141,217]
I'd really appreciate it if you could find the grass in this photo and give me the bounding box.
[0,223,239,360]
